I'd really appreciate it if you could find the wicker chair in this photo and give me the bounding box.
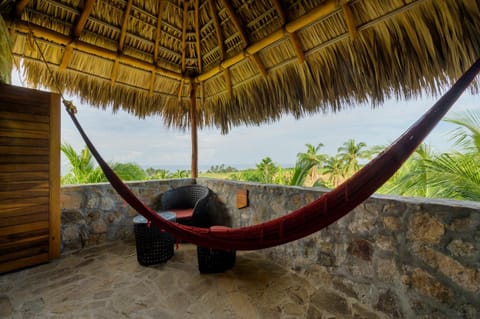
[159,184,211,226]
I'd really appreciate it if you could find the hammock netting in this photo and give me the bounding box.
[66,58,480,251]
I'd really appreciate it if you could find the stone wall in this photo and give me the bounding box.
[197,178,480,319]
[60,178,479,318]
[60,179,194,251]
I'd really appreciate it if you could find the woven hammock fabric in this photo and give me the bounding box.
[67,58,480,251]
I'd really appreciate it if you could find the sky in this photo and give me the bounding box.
[12,73,479,174]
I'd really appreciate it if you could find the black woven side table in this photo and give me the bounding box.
[197,226,236,273]
[133,212,176,266]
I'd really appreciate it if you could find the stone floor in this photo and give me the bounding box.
[0,241,318,319]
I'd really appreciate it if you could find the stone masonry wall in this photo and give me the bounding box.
[60,179,195,251]
[60,178,479,318]
[197,178,480,319]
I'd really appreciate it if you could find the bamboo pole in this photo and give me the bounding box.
[190,83,198,178]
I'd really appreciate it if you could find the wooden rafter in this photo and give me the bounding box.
[271,0,286,24]
[197,0,338,82]
[194,0,202,73]
[223,69,232,97]
[208,0,225,60]
[218,0,248,46]
[73,0,95,38]
[149,71,155,96]
[15,0,31,18]
[111,59,120,86]
[111,0,133,85]
[15,22,186,81]
[153,0,165,63]
[58,0,95,72]
[218,0,268,77]
[249,54,267,77]
[178,78,185,101]
[118,0,133,52]
[271,0,305,63]
[181,1,188,73]
[59,45,73,71]
[342,0,359,40]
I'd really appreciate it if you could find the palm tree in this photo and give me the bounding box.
[423,110,480,200]
[296,143,327,184]
[320,155,345,188]
[110,162,147,181]
[379,144,438,197]
[445,110,480,152]
[336,139,369,177]
[255,157,279,184]
[61,143,105,184]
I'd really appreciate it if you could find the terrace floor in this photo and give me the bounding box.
[0,241,318,319]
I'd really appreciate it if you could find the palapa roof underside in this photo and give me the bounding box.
[3,0,480,132]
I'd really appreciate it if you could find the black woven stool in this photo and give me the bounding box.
[197,226,236,273]
[133,213,176,266]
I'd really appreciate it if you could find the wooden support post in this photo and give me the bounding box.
[190,83,198,178]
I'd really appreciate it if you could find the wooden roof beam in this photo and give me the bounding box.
[118,0,133,52]
[194,0,202,73]
[59,45,73,71]
[111,0,133,85]
[218,0,248,46]
[342,0,359,40]
[197,0,338,82]
[271,0,305,63]
[208,0,225,60]
[73,0,95,37]
[153,0,165,63]
[219,0,267,77]
[58,0,95,72]
[15,21,186,81]
[15,0,31,18]
[181,1,188,73]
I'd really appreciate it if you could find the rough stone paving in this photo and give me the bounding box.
[0,241,388,319]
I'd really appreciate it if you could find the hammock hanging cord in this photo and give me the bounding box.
[66,58,480,251]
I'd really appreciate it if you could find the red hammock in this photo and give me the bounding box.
[65,58,480,251]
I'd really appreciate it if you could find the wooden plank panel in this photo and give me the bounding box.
[0,244,49,263]
[0,84,51,115]
[0,221,49,236]
[0,137,49,147]
[0,253,49,274]
[0,100,50,115]
[0,129,49,139]
[0,145,49,155]
[0,111,50,123]
[0,197,49,209]
[0,189,49,199]
[0,83,61,271]
[0,154,49,164]
[0,181,49,192]
[0,204,49,218]
[0,164,49,172]
[0,171,50,182]
[0,234,49,250]
[0,212,49,227]
[0,119,50,132]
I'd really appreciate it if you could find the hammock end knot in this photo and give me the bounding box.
[63,100,77,114]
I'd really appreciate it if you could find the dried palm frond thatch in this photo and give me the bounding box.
[2,0,480,132]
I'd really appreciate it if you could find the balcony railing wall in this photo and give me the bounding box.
[60,178,480,318]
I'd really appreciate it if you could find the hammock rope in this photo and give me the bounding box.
[65,58,480,251]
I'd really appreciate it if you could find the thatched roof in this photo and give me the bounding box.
[3,0,480,133]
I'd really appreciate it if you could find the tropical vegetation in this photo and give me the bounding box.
[61,110,480,201]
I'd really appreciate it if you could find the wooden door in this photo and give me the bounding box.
[0,83,60,273]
